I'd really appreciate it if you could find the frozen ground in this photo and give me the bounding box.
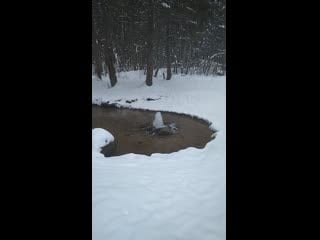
[92,70,226,240]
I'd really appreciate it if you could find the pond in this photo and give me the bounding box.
[92,104,216,156]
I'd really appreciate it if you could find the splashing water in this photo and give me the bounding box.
[153,112,165,129]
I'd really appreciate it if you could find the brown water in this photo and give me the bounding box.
[92,105,215,156]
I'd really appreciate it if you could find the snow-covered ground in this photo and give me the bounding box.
[92,70,226,240]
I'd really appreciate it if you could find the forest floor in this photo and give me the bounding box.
[92,70,226,240]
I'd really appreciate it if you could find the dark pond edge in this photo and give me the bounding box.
[100,140,117,157]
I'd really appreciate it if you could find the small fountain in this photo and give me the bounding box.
[153,112,165,129]
[152,112,177,136]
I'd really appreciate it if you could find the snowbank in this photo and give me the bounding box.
[92,128,114,157]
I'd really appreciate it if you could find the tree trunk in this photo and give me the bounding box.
[102,7,117,87]
[154,67,159,77]
[145,0,154,86]
[105,47,117,87]
[154,26,160,78]
[165,24,172,80]
[92,19,103,79]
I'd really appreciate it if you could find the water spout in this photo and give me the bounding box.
[153,112,165,129]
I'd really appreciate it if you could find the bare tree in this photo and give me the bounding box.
[145,0,154,86]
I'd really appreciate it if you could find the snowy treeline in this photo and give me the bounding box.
[92,0,225,86]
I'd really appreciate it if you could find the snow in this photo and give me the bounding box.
[188,20,197,25]
[92,70,226,240]
[161,2,170,8]
[153,112,165,129]
[92,128,114,158]
[186,7,196,13]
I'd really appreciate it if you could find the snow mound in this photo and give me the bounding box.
[92,128,114,153]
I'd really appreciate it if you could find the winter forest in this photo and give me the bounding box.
[92,1,226,239]
[92,0,226,86]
